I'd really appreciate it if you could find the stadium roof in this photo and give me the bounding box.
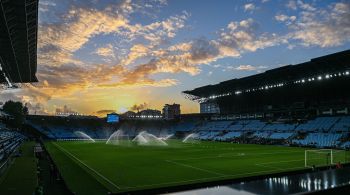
[0,0,39,84]
[183,49,350,99]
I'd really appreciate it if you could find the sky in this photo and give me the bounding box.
[0,0,349,116]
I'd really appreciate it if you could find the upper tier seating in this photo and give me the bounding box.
[292,133,341,148]
[171,122,197,132]
[263,123,297,131]
[295,117,339,131]
[331,116,350,131]
[227,120,251,131]
[269,132,294,139]
[241,120,266,131]
[197,121,232,131]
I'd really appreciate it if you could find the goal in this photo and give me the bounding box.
[305,149,347,168]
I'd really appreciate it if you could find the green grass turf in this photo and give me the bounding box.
[45,140,350,194]
[0,142,37,195]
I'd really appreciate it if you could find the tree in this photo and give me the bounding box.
[2,100,28,127]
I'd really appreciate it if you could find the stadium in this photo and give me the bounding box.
[1,0,350,195]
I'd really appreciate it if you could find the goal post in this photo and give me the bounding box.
[305,149,347,168]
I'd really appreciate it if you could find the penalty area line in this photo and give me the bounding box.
[52,142,121,190]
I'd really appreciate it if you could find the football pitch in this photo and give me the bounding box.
[45,140,349,194]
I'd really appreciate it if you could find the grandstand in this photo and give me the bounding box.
[0,127,25,162]
[183,50,350,117]
[28,115,350,149]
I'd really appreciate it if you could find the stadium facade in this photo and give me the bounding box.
[183,50,350,118]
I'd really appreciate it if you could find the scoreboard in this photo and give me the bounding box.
[107,113,119,123]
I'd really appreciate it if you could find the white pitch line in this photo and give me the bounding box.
[52,142,121,190]
[165,159,226,176]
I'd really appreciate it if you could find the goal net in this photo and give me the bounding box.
[305,149,347,168]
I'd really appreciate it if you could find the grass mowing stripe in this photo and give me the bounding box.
[171,151,302,161]
[52,142,121,190]
[50,140,338,193]
[257,159,305,165]
[45,142,109,195]
[121,165,306,190]
[165,160,226,176]
[255,163,288,171]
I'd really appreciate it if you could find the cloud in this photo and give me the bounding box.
[275,14,296,23]
[234,65,268,71]
[120,12,189,44]
[95,109,116,115]
[286,0,297,10]
[130,102,148,112]
[0,84,52,114]
[101,18,282,87]
[39,7,128,54]
[19,0,350,115]
[36,6,190,94]
[55,105,77,114]
[286,0,316,11]
[38,45,83,67]
[25,102,49,115]
[217,18,282,54]
[244,3,256,12]
[94,44,115,58]
[296,0,316,11]
[120,44,150,66]
[288,2,350,47]
[39,0,56,12]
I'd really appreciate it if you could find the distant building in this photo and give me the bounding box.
[55,105,83,117]
[55,112,83,117]
[162,103,181,120]
[137,109,162,119]
[121,111,136,118]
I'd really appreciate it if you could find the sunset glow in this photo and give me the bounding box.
[0,0,349,116]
